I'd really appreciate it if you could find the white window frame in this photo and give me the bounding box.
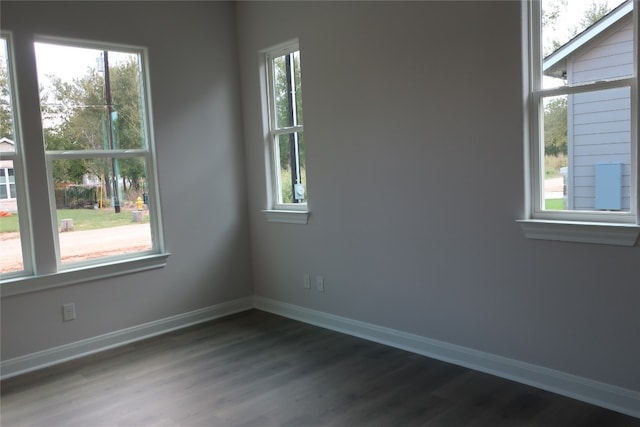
[0,167,16,199]
[261,40,309,225]
[519,0,640,246]
[1,34,168,297]
[0,31,33,281]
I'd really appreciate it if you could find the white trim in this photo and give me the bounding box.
[254,296,640,419]
[0,297,254,380]
[45,149,147,160]
[518,219,640,245]
[263,40,307,210]
[262,209,309,224]
[3,295,638,418]
[35,34,144,56]
[1,253,170,297]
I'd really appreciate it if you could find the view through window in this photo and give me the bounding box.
[35,40,155,266]
[0,35,24,275]
[537,0,634,216]
[266,44,306,208]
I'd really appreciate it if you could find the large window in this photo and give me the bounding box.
[1,34,166,292]
[523,0,639,244]
[264,42,307,220]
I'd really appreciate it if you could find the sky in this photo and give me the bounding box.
[543,0,628,50]
[34,42,137,88]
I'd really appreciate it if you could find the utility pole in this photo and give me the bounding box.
[284,53,301,203]
[103,51,120,213]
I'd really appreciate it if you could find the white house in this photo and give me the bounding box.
[544,1,633,210]
[0,137,17,212]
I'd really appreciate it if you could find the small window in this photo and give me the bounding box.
[33,39,162,266]
[523,0,638,242]
[264,42,307,212]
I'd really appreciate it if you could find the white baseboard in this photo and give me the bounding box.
[254,296,640,419]
[3,295,638,419]
[0,296,253,380]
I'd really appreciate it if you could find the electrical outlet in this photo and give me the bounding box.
[62,303,76,322]
[316,275,324,292]
[304,273,311,289]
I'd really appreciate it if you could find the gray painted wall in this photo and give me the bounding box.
[1,2,253,359]
[236,1,639,392]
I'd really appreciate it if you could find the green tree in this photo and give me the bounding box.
[273,53,303,172]
[544,97,568,156]
[42,57,146,193]
[543,0,612,56]
[109,59,146,192]
[543,0,568,54]
[0,58,14,140]
[575,1,611,35]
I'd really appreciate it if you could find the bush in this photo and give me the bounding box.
[544,154,567,178]
[64,186,97,209]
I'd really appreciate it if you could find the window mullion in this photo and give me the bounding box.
[12,32,58,275]
[271,126,303,136]
[46,149,147,160]
[534,77,634,98]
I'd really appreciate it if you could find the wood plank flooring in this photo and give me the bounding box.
[1,309,639,426]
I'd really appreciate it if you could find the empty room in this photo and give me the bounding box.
[1,1,639,425]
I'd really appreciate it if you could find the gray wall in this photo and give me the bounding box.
[236,1,639,392]
[1,2,252,359]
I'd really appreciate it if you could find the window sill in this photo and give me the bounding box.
[1,253,171,297]
[517,220,640,246]
[262,210,309,224]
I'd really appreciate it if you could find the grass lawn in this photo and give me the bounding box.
[0,208,148,233]
[545,198,564,210]
[0,214,19,233]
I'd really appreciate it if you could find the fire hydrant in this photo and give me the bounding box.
[136,196,144,210]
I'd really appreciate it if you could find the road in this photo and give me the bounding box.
[0,223,152,274]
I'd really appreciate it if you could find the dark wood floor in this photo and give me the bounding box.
[1,309,639,427]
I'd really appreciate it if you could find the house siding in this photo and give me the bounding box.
[0,140,17,213]
[567,17,633,211]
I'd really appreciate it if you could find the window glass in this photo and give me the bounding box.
[0,35,24,275]
[35,41,155,266]
[52,156,152,264]
[273,51,303,129]
[267,45,306,208]
[275,132,306,204]
[36,43,146,151]
[541,0,629,89]
[532,0,636,220]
